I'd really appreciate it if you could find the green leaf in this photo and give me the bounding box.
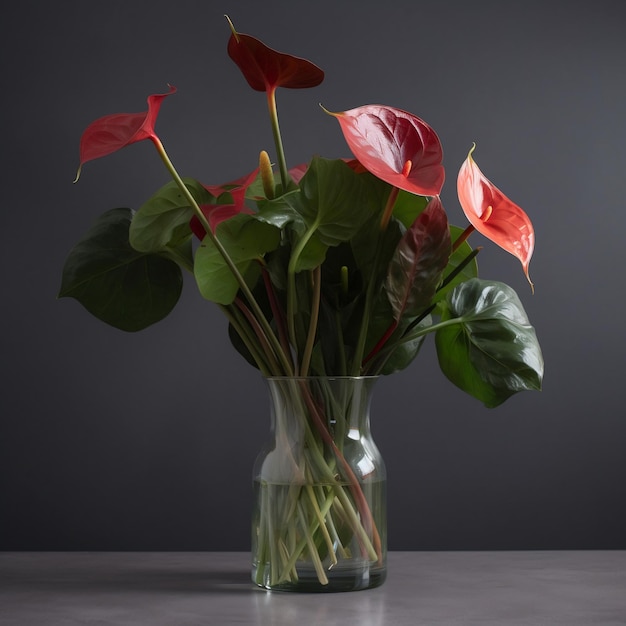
[433,225,479,304]
[351,214,402,280]
[392,190,430,228]
[435,278,544,407]
[59,208,183,331]
[129,178,213,252]
[378,315,431,375]
[255,190,304,230]
[288,157,378,246]
[194,214,281,304]
[294,231,328,271]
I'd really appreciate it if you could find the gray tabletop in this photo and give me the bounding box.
[1,551,625,625]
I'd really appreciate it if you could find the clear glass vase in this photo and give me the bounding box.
[252,376,386,592]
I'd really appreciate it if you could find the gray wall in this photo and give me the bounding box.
[2,0,625,550]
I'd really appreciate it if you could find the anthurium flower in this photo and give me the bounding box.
[457,145,534,289]
[75,86,176,181]
[226,18,324,95]
[190,168,259,239]
[325,104,445,197]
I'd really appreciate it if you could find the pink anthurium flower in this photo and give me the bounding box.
[75,85,176,181]
[190,168,259,239]
[226,18,324,96]
[325,104,445,197]
[457,145,535,289]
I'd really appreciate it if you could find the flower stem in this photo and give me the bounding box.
[380,185,400,230]
[286,220,320,371]
[350,242,384,375]
[452,223,476,252]
[234,298,282,375]
[300,266,321,377]
[151,136,293,376]
[266,88,290,192]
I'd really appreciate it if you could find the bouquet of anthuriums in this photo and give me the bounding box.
[60,17,543,589]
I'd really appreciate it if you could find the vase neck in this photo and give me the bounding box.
[265,376,378,437]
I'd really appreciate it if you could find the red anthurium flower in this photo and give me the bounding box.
[226,18,324,95]
[202,167,260,198]
[325,104,445,197]
[191,168,259,239]
[75,86,176,180]
[457,145,535,289]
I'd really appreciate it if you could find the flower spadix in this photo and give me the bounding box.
[226,16,324,95]
[457,145,535,289]
[74,86,176,181]
[325,104,445,197]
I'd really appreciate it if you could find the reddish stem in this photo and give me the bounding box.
[299,380,384,564]
[261,265,292,369]
[362,319,398,367]
[452,223,476,252]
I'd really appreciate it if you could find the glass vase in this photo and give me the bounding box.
[252,376,386,592]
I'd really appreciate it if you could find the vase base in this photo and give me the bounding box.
[252,560,387,592]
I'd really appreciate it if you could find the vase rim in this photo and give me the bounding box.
[264,375,379,381]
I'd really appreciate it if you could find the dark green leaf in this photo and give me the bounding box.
[129,178,213,252]
[59,208,183,331]
[378,316,430,375]
[435,279,544,407]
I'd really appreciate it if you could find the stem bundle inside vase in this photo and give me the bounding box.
[252,376,386,590]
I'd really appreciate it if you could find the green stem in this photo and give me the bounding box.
[286,220,320,371]
[152,137,293,376]
[267,88,290,192]
[219,304,272,376]
[393,316,468,348]
[234,298,282,375]
[261,265,292,369]
[300,266,321,377]
[350,243,384,375]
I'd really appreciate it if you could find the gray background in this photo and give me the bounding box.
[1,0,625,551]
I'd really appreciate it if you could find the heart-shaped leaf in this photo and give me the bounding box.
[289,157,379,246]
[327,104,445,196]
[385,197,451,320]
[59,208,183,331]
[129,177,213,252]
[435,278,544,407]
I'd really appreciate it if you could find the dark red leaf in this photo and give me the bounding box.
[385,196,451,319]
[328,104,445,196]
